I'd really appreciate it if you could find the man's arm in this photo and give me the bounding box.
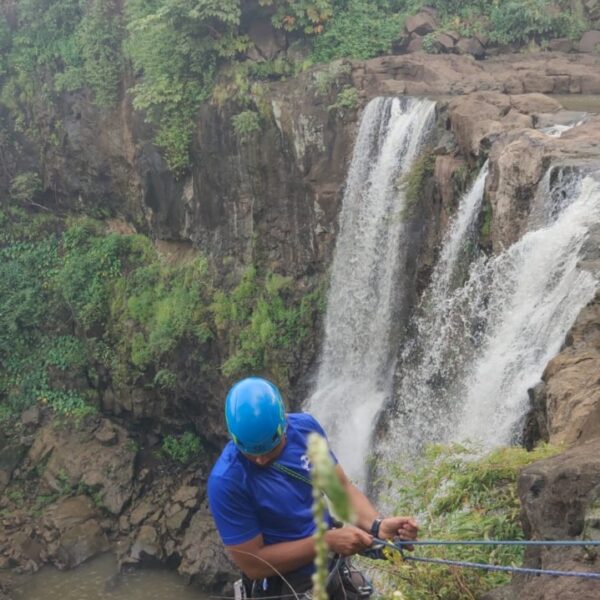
[226,527,373,579]
[335,464,419,542]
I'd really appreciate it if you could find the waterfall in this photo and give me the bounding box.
[456,172,600,444]
[305,97,436,483]
[388,168,600,459]
[387,163,490,452]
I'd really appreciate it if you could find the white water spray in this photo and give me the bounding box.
[456,174,600,444]
[306,97,436,482]
[389,169,600,458]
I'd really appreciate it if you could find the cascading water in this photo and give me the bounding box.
[388,166,600,460]
[305,97,436,483]
[456,172,600,444]
[386,163,490,453]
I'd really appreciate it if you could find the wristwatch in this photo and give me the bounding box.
[369,517,384,538]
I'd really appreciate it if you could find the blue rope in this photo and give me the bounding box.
[382,539,600,547]
[403,555,600,579]
[370,538,600,580]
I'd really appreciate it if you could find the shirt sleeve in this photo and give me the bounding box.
[207,473,261,546]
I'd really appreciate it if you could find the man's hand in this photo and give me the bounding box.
[324,525,373,556]
[379,517,419,550]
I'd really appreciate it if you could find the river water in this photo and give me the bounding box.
[10,553,207,600]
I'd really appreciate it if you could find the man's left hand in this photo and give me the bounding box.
[379,517,419,546]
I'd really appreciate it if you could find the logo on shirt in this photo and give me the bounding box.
[300,454,311,472]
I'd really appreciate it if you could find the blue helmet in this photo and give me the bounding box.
[225,377,286,455]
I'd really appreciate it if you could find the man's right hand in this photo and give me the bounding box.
[324,526,373,556]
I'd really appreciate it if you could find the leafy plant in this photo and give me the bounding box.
[232,110,262,142]
[310,0,405,63]
[329,86,359,111]
[10,172,42,204]
[162,431,203,464]
[372,443,562,600]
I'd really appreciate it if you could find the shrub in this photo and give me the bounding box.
[162,431,203,464]
[329,86,359,111]
[311,0,405,62]
[10,172,42,204]
[232,110,262,142]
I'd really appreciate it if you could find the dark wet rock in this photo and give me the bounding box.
[0,445,27,494]
[492,440,600,599]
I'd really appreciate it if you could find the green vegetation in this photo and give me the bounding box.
[328,86,359,111]
[162,431,203,465]
[0,207,323,428]
[232,110,262,142]
[371,443,562,600]
[0,1,589,171]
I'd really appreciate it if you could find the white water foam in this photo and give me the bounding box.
[306,97,436,483]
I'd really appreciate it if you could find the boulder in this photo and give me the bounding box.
[509,93,562,115]
[499,440,600,599]
[43,496,109,569]
[547,38,574,53]
[407,34,423,53]
[578,30,600,53]
[455,37,485,59]
[178,506,237,591]
[405,12,437,36]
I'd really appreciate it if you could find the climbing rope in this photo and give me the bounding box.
[385,538,600,547]
[371,537,600,580]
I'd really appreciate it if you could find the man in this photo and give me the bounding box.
[208,377,418,599]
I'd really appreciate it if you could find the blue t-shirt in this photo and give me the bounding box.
[208,413,337,551]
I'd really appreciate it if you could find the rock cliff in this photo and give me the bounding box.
[1,49,600,598]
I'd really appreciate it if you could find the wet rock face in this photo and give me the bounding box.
[490,440,600,600]
[535,294,600,446]
[25,419,136,515]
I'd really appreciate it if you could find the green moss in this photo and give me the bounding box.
[400,150,436,220]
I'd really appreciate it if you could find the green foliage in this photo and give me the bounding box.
[121,255,212,370]
[232,110,262,142]
[375,443,562,600]
[422,32,441,54]
[213,268,322,380]
[125,0,245,173]
[75,0,123,107]
[260,0,334,34]
[0,212,322,427]
[329,86,359,111]
[310,0,405,63]
[162,431,203,464]
[489,0,584,44]
[10,172,42,204]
